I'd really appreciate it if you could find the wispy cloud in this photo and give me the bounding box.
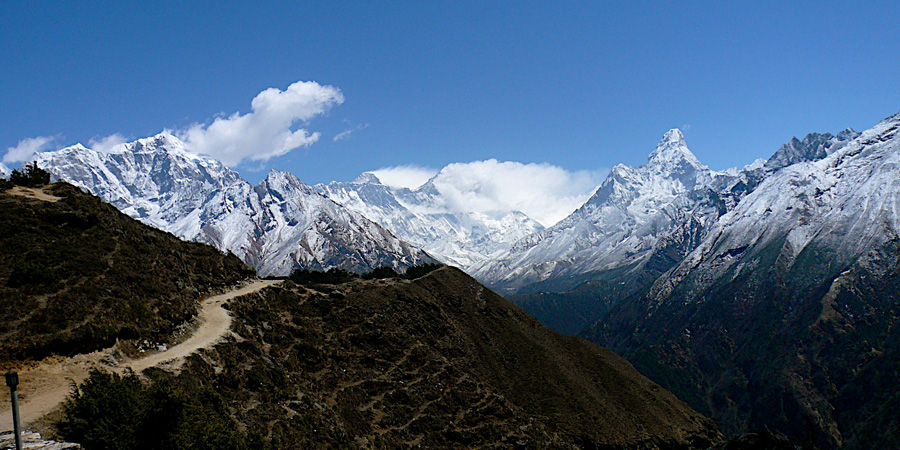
[371,165,438,189]
[178,80,344,166]
[333,123,369,142]
[88,133,129,153]
[3,135,59,164]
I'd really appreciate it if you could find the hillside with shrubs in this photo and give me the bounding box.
[0,181,254,362]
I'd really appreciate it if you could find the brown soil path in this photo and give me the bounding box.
[5,186,62,202]
[0,279,279,431]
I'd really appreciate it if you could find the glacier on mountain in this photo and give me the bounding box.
[35,133,434,276]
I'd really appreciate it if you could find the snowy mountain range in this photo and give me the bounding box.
[33,133,552,277]
[481,128,861,294]
[315,174,545,269]
[35,134,434,276]
[28,120,866,294]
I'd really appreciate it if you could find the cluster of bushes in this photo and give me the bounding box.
[0,161,51,189]
[285,263,443,286]
[59,369,268,450]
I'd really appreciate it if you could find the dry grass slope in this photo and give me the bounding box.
[155,267,720,449]
[0,183,255,363]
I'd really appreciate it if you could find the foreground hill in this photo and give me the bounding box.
[121,267,721,449]
[0,182,254,362]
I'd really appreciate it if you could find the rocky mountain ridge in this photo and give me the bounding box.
[315,174,545,270]
[35,134,434,276]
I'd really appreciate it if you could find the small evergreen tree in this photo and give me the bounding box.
[403,263,443,279]
[362,266,399,280]
[58,369,257,450]
[9,161,51,187]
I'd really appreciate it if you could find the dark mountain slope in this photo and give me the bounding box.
[151,267,720,449]
[0,183,254,362]
[583,114,900,449]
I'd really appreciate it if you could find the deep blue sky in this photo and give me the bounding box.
[2,1,899,185]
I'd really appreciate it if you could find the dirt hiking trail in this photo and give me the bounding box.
[0,279,280,431]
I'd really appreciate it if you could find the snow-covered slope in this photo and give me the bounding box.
[477,127,862,294]
[0,163,9,178]
[584,112,900,450]
[316,174,544,269]
[473,129,738,292]
[36,133,434,276]
[651,114,898,303]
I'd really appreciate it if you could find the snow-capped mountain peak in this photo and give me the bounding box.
[314,172,545,270]
[0,162,10,178]
[352,172,382,185]
[648,128,704,168]
[472,128,725,291]
[36,137,434,276]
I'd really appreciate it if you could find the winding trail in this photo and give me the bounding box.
[0,279,280,431]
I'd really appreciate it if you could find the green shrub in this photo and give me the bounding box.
[403,263,443,280]
[58,369,262,450]
[9,162,51,187]
[361,266,399,280]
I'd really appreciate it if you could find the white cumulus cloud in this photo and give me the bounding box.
[377,160,605,227]
[88,133,129,153]
[179,80,344,166]
[371,165,439,189]
[429,160,604,226]
[3,136,58,164]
